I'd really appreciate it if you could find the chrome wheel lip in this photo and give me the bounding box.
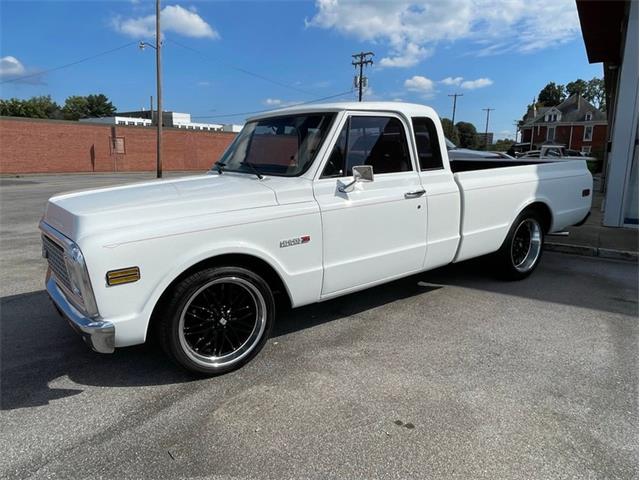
[178,276,267,368]
[511,218,542,273]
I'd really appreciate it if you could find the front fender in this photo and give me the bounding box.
[84,209,324,347]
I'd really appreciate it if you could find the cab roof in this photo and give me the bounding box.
[246,101,438,122]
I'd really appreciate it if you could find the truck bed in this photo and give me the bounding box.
[449,158,548,173]
[451,159,592,263]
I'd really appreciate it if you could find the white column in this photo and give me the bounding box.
[604,0,639,227]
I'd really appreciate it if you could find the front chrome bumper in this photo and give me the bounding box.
[46,272,115,354]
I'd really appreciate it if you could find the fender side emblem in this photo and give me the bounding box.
[280,235,311,248]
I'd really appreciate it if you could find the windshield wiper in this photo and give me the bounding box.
[214,161,226,174]
[240,161,264,180]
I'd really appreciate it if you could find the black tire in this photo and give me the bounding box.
[495,209,545,280]
[157,266,275,375]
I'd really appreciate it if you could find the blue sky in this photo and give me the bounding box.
[0,0,603,139]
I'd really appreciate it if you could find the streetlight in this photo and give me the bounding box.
[138,0,163,178]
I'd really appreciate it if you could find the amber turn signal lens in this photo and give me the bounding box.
[106,267,140,286]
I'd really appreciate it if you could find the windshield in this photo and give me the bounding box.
[214,112,336,177]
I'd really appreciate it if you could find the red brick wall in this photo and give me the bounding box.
[0,117,236,174]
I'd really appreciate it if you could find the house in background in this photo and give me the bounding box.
[576,0,637,228]
[520,94,607,156]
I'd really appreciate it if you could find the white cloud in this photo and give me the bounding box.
[439,76,493,89]
[461,77,493,89]
[307,0,580,66]
[441,76,463,86]
[0,56,26,76]
[113,5,218,39]
[404,75,435,97]
[379,43,432,68]
[0,56,45,84]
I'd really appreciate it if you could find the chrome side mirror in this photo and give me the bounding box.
[338,165,374,192]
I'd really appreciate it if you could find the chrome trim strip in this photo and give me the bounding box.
[39,220,75,250]
[39,220,99,317]
[46,271,114,354]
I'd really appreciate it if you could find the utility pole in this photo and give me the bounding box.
[482,107,494,150]
[352,51,374,102]
[155,0,163,178]
[513,120,519,143]
[448,93,463,126]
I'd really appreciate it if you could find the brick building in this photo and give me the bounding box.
[520,94,608,156]
[0,116,235,174]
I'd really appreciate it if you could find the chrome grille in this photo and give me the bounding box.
[42,235,73,292]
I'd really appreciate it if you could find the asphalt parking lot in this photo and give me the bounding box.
[1,173,638,480]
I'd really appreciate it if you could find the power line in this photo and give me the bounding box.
[167,38,316,97]
[0,41,138,84]
[352,51,374,102]
[191,89,355,119]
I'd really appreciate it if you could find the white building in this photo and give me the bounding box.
[222,124,243,133]
[79,116,152,127]
[80,111,242,133]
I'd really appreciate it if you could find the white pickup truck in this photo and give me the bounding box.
[40,102,592,374]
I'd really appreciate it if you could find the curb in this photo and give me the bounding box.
[544,242,638,262]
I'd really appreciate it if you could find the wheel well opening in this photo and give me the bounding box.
[525,202,552,233]
[148,253,292,339]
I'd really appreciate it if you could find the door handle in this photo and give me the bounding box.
[404,189,426,199]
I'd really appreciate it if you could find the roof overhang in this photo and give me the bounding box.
[576,0,627,64]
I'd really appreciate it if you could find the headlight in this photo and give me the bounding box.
[64,243,99,317]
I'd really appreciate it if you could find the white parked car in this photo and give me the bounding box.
[40,102,593,374]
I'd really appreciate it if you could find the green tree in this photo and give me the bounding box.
[441,117,459,145]
[85,94,116,118]
[489,138,514,152]
[62,96,89,120]
[537,82,565,106]
[585,77,605,110]
[62,93,116,120]
[566,78,588,98]
[565,77,605,110]
[455,121,478,149]
[0,95,61,119]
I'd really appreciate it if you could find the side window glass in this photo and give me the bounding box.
[347,116,411,175]
[321,116,412,177]
[412,117,443,170]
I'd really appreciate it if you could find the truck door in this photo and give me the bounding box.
[313,113,427,296]
[411,116,461,270]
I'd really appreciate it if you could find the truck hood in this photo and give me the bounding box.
[42,173,278,241]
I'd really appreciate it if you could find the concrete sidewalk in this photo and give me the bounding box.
[544,176,638,261]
